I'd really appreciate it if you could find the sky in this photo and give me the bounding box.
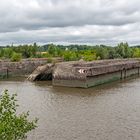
[0,0,140,46]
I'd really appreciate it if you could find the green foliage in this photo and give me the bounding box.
[0,49,4,58]
[108,48,117,59]
[47,44,62,57]
[18,45,38,58]
[3,48,14,59]
[116,42,132,58]
[0,43,39,59]
[10,53,22,62]
[95,46,109,59]
[0,90,38,140]
[132,48,140,58]
[47,44,55,55]
[63,51,78,61]
[80,50,96,61]
[1,42,140,61]
[47,57,53,63]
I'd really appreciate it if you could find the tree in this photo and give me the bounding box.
[108,48,116,59]
[3,48,14,59]
[0,90,38,140]
[133,48,140,58]
[10,53,22,62]
[81,50,96,61]
[96,46,109,59]
[0,49,4,58]
[48,44,57,56]
[63,51,78,61]
[116,42,132,58]
[123,43,132,58]
[116,43,125,58]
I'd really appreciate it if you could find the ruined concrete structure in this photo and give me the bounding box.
[28,59,140,88]
[0,59,48,78]
[53,59,140,88]
[27,64,54,81]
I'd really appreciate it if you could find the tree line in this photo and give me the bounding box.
[0,42,140,62]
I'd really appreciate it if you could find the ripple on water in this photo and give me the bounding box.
[0,78,140,140]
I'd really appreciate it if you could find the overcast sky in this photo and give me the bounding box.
[0,0,140,45]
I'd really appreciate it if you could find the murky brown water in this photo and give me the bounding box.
[0,77,140,140]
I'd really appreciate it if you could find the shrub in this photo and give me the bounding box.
[0,90,38,140]
[63,51,78,61]
[10,53,22,62]
[81,50,96,61]
[46,56,53,63]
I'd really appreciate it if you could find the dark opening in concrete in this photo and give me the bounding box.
[35,73,52,81]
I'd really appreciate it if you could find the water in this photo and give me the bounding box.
[0,77,140,140]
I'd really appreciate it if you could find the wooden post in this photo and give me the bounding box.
[138,67,140,76]
[120,70,123,79]
[124,69,126,79]
[6,69,9,78]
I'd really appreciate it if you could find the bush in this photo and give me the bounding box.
[63,51,78,61]
[81,50,96,61]
[0,90,38,140]
[47,57,53,63]
[11,53,22,62]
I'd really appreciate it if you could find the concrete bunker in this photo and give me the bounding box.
[27,63,54,81]
[28,59,140,88]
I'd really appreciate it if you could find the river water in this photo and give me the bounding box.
[0,77,140,140]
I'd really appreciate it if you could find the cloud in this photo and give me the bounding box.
[0,0,140,45]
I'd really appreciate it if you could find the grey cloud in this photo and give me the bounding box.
[0,0,140,45]
[0,23,139,45]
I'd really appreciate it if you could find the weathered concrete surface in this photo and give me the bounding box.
[52,59,140,88]
[28,63,54,81]
[53,59,140,79]
[0,59,48,78]
[27,59,140,88]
